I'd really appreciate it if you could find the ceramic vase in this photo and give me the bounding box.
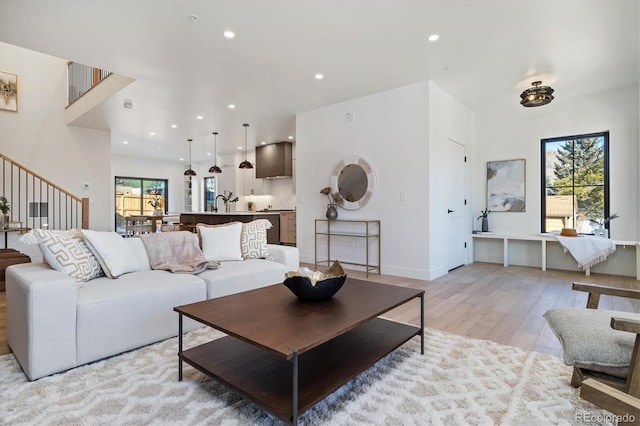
[326,203,338,220]
[481,217,488,232]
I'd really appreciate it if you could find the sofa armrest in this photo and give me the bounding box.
[267,244,299,272]
[6,263,78,380]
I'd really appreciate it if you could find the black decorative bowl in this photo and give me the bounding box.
[283,261,346,302]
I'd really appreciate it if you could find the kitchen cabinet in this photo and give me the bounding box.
[279,211,296,245]
[256,141,292,179]
[240,152,266,195]
[217,153,236,197]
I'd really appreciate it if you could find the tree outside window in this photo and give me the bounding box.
[541,132,609,234]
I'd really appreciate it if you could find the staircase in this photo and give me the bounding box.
[0,153,89,231]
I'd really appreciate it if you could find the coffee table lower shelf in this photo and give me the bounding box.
[179,317,420,424]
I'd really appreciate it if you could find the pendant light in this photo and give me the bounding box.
[239,123,253,169]
[208,132,222,173]
[184,138,196,176]
[520,81,555,107]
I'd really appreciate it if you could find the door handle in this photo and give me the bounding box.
[448,209,455,213]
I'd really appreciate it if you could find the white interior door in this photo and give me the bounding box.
[446,140,466,270]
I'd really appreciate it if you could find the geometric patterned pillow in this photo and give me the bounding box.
[33,229,103,282]
[240,219,272,259]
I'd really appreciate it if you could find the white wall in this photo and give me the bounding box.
[427,81,475,277]
[297,81,474,280]
[111,154,190,217]
[0,42,111,233]
[474,86,639,241]
[297,82,432,279]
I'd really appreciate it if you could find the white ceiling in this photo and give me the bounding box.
[1,0,637,162]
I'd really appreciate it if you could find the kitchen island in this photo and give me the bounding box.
[180,212,281,244]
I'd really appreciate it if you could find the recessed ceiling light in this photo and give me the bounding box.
[149,132,156,136]
[196,115,203,120]
[170,124,177,128]
[428,34,439,42]
[223,30,235,39]
[179,157,184,161]
[228,104,235,109]
[261,141,266,145]
[238,146,243,150]
[288,136,293,140]
[315,73,324,80]
[122,141,129,145]
[207,152,212,156]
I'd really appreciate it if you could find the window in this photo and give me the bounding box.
[541,131,609,234]
[114,177,168,234]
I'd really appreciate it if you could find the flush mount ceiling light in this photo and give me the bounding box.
[239,123,253,169]
[520,81,555,107]
[184,138,196,176]
[209,132,222,174]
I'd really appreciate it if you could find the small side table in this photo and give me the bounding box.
[1,228,31,249]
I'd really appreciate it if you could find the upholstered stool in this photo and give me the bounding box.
[545,308,640,380]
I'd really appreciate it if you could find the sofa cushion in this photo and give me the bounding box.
[76,270,206,364]
[544,308,640,379]
[241,219,271,259]
[81,230,140,278]
[33,229,102,282]
[197,259,286,299]
[123,237,151,271]
[198,222,243,261]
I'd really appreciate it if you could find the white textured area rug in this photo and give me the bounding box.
[1,327,613,425]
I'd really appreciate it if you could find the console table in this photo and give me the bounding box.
[1,228,30,249]
[315,219,380,277]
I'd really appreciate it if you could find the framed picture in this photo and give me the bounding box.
[487,159,525,212]
[0,71,18,112]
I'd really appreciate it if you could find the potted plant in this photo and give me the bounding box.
[590,213,619,237]
[478,209,490,232]
[320,187,344,220]
[148,194,164,215]
[247,200,256,212]
[220,191,239,213]
[0,196,9,229]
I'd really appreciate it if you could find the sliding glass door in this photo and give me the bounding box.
[114,177,168,234]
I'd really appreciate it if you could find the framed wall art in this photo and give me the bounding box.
[0,71,18,112]
[487,159,525,212]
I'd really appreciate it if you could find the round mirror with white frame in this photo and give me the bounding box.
[330,156,376,210]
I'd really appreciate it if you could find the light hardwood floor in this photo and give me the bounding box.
[1,262,638,359]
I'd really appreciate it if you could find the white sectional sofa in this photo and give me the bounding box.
[6,233,299,381]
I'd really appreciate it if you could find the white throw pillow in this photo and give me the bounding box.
[241,219,272,259]
[198,222,243,261]
[122,237,151,271]
[33,229,103,282]
[81,230,141,278]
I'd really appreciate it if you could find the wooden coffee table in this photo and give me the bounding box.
[174,278,424,425]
